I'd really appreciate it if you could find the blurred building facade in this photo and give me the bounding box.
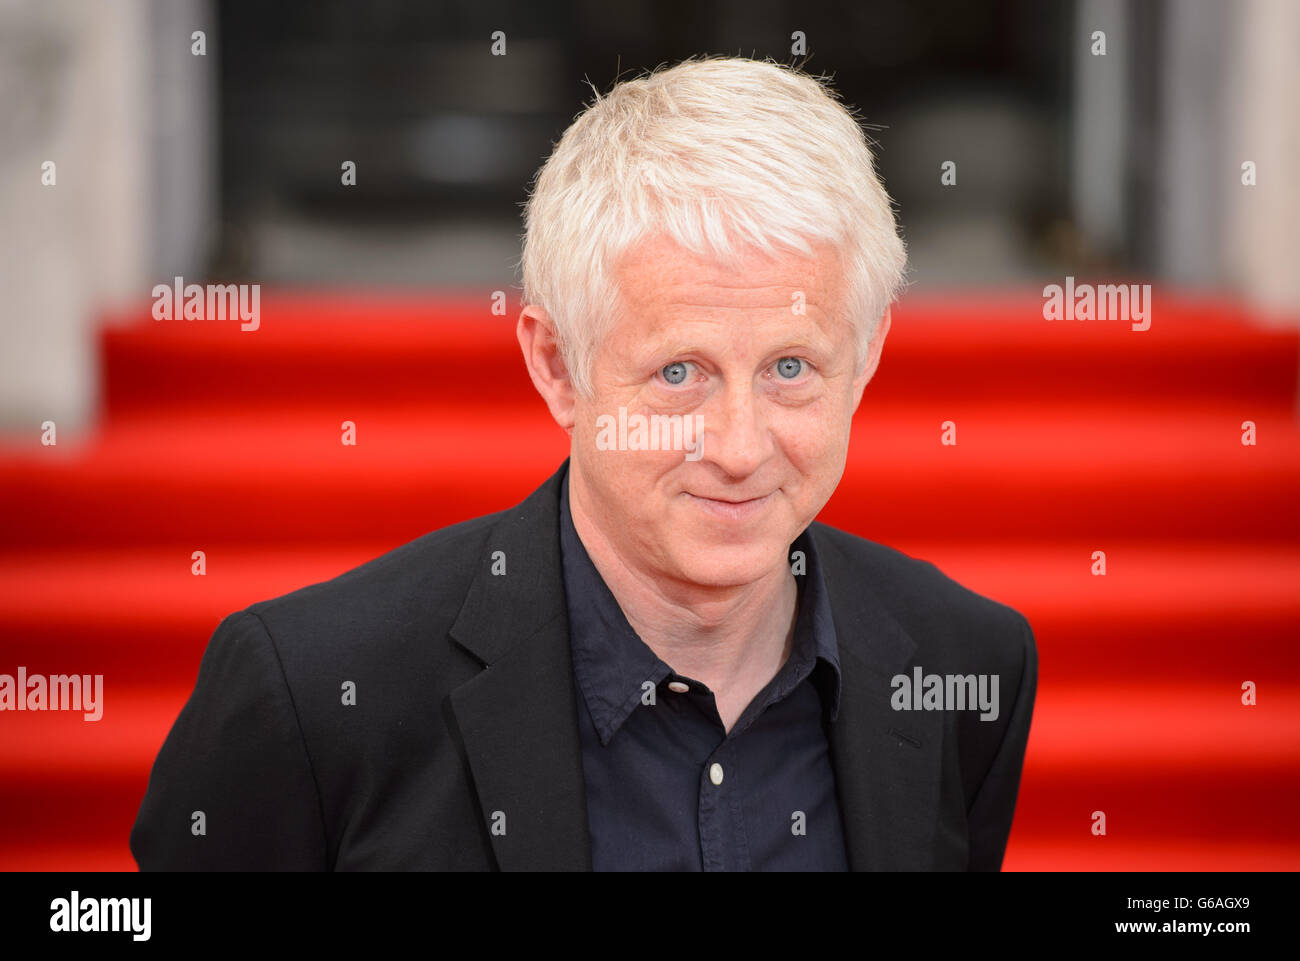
[1,0,1297,430]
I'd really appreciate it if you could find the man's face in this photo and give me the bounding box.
[568,232,881,589]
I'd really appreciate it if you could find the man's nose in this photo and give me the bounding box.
[698,383,773,478]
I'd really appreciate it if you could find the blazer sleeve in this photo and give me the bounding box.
[130,610,329,870]
[965,612,1038,871]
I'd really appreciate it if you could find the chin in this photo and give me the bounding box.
[671,533,790,588]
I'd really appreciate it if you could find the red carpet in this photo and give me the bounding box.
[1,290,1298,870]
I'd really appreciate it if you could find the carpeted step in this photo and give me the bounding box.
[2,403,1296,548]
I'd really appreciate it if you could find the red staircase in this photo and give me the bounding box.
[1,289,1297,870]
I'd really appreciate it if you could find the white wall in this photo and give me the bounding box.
[0,0,215,434]
[1222,0,1300,320]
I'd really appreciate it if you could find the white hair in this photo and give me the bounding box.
[520,56,907,399]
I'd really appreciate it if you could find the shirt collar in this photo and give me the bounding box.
[559,464,842,745]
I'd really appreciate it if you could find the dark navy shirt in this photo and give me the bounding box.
[559,468,849,871]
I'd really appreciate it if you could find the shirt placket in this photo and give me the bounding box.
[697,737,754,871]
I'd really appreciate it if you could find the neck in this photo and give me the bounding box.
[568,469,799,731]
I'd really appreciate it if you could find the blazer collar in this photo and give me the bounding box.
[446,460,939,871]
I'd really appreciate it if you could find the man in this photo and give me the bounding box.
[131,57,1036,871]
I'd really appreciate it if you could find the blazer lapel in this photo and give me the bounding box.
[446,460,592,871]
[813,524,947,870]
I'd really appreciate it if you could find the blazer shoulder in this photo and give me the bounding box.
[240,509,506,654]
[810,521,1032,668]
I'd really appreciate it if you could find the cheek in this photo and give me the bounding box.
[585,450,688,509]
[774,403,849,469]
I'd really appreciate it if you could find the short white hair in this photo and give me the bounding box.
[520,56,907,399]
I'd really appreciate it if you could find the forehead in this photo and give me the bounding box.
[612,232,849,318]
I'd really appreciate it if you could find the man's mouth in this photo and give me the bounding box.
[684,491,774,520]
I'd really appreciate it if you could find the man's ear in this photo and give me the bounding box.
[517,304,577,431]
[851,306,892,410]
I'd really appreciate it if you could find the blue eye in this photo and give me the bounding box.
[775,357,804,379]
[661,362,689,385]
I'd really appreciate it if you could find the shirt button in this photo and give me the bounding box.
[667,681,690,693]
[709,762,724,785]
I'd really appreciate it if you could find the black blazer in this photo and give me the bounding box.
[131,459,1037,871]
